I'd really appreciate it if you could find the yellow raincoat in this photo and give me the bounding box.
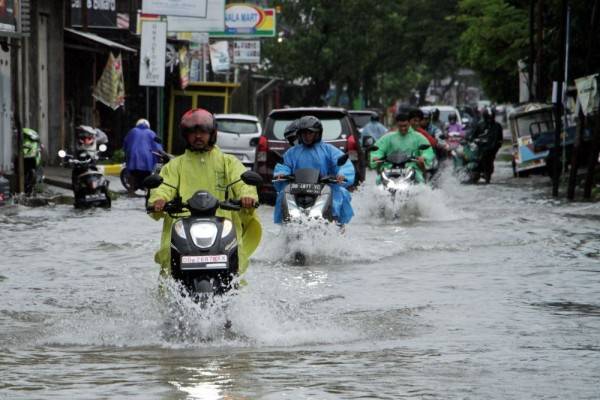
[148,146,262,276]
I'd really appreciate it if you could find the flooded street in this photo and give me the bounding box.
[1,161,599,400]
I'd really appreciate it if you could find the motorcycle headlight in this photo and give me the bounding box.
[189,222,218,248]
[287,199,303,219]
[309,195,329,219]
[221,219,233,238]
[174,220,187,239]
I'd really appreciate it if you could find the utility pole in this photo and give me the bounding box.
[535,0,544,102]
[568,0,598,199]
[529,0,536,101]
[583,0,600,199]
[551,0,567,197]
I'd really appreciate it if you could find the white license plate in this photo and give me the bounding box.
[85,194,105,201]
[181,255,228,264]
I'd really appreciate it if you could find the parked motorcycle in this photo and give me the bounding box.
[143,171,263,300]
[120,149,174,192]
[58,144,111,208]
[22,128,44,195]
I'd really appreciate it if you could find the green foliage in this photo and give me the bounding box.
[263,0,462,107]
[458,0,528,102]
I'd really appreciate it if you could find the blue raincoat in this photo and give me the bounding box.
[273,141,355,224]
[123,124,163,172]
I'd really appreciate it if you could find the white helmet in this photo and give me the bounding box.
[136,118,150,129]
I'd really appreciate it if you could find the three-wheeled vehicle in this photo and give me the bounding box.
[508,103,577,177]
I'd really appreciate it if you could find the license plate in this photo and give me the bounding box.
[85,193,105,201]
[181,255,228,264]
[289,183,321,195]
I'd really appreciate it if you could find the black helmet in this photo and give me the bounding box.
[297,115,323,145]
[283,119,299,145]
[448,113,457,123]
[421,109,432,119]
[408,107,423,120]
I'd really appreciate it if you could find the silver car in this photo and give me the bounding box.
[214,114,262,168]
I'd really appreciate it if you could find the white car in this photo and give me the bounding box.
[214,114,262,168]
[420,105,462,126]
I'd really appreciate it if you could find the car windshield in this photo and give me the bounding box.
[217,119,259,134]
[272,118,343,140]
[439,110,459,123]
[350,114,372,129]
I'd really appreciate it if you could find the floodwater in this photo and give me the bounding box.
[1,161,599,399]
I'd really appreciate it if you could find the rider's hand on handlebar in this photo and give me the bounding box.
[416,157,426,171]
[273,174,284,181]
[372,157,383,164]
[153,198,167,212]
[240,197,256,209]
[336,175,346,183]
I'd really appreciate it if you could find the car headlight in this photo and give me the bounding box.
[189,222,218,248]
[174,220,187,239]
[221,219,233,238]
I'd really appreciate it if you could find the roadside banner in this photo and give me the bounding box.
[142,0,208,18]
[139,20,167,87]
[209,41,230,73]
[71,0,117,28]
[233,40,260,64]
[93,53,125,110]
[210,4,275,38]
[575,74,599,116]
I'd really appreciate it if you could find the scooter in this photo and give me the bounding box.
[451,138,486,184]
[22,128,44,195]
[58,144,111,208]
[374,144,431,196]
[274,154,349,224]
[273,155,349,265]
[120,149,174,192]
[143,171,263,300]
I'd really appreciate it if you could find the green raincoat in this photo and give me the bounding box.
[369,127,436,183]
[148,146,262,276]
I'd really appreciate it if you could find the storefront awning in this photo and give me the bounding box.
[64,28,137,53]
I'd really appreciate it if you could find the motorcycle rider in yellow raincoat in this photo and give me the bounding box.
[148,108,262,277]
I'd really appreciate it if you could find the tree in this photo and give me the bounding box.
[458,0,529,102]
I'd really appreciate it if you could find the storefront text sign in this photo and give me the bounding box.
[139,21,167,87]
[210,4,275,37]
[142,0,208,18]
[233,41,260,64]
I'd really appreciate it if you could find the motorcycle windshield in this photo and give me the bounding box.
[293,168,320,184]
[386,151,410,166]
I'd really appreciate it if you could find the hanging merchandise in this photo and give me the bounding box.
[93,52,126,110]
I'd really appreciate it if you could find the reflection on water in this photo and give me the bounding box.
[2,164,600,399]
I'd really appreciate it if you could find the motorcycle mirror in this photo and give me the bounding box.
[418,144,431,151]
[240,171,263,187]
[337,154,349,166]
[142,174,164,189]
[58,150,66,158]
[362,136,375,148]
[98,144,107,152]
